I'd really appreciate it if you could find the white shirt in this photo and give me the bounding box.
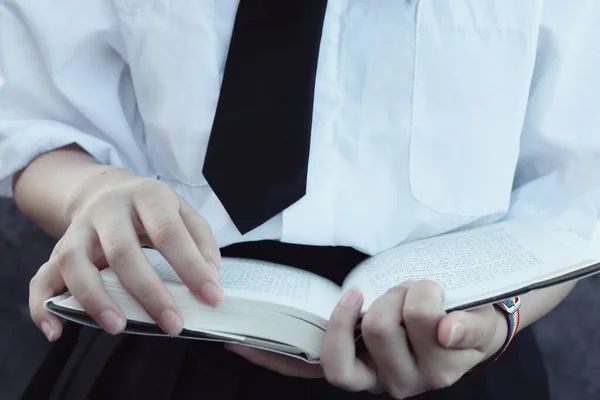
[1,0,600,255]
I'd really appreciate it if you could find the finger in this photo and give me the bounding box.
[225,345,323,378]
[56,231,127,336]
[322,288,378,392]
[134,191,222,306]
[403,280,447,366]
[179,198,221,268]
[29,261,65,341]
[93,208,184,336]
[50,236,65,258]
[362,284,417,393]
[403,280,474,390]
[438,306,499,351]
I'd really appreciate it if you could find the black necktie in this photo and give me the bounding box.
[202,0,328,235]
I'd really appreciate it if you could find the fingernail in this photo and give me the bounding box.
[160,309,183,336]
[99,310,126,335]
[200,282,222,305]
[447,322,465,347]
[340,289,361,308]
[41,321,57,342]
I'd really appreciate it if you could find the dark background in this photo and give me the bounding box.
[1,198,599,400]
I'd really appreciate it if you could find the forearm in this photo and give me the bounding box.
[516,281,577,332]
[12,144,130,239]
[484,281,576,362]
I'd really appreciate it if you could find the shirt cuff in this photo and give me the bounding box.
[0,121,127,198]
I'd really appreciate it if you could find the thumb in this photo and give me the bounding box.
[438,306,498,351]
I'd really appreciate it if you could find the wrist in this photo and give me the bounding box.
[475,297,521,373]
[14,145,131,238]
[486,307,510,360]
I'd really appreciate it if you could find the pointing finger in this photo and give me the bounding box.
[322,288,377,392]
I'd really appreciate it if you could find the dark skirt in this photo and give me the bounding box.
[22,241,550,400]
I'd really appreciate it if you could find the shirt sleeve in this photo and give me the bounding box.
[0,2,152,198]
[508,1,600,242]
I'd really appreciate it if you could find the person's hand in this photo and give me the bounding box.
[29,168,222,341]
[226,281,507,398]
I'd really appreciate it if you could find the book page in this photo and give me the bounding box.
[144,249,343,321]
[343,218,598,311]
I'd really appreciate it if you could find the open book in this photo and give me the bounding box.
[45,218,600,363]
